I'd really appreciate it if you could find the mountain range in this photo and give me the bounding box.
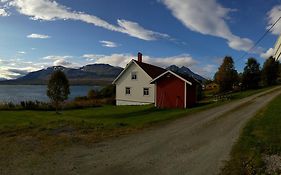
[0,64,123,85]
[0,64,206,85]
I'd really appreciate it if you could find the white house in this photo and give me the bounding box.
[112,53,166,105]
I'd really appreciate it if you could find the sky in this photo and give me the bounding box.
[1,0,281,80]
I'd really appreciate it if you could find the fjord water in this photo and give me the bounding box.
[0,85,101,103]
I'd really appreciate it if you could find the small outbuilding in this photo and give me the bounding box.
[151,70,200,109]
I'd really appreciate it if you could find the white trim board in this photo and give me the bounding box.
[150,70,192,85]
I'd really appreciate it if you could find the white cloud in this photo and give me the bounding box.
[82,53,197,68]
[267,5,281,35]
[0,52,213,79]
[261,48,274,59]
[42,55,74,67]
[17,51,26,54]
[0,58,43,79]
[83,54,132,67]
[4,0,168,41]
[161,0,256,52]
[99,40,118,48]
[192,64,217,79]
[42,55,72,60]
[53,59,72,66]
[82,53,216,77]
[0,54,79,79]
[116,19,169,40]
[0,8,9,16]
[27,33,50,39]
[144,54,197,68]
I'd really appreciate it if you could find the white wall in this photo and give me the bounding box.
[115,62,155,105]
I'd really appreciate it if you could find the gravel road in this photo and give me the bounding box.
[4,87,281,175]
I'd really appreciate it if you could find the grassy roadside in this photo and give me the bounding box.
[221,93,281,175]
[0,86,279,174]
[0,86,278,143]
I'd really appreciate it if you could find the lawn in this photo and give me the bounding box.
[0,86,277,143]
[0,86,279,175]
[0,104,208,134]
[221,93,281,174]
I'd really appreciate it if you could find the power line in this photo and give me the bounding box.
[240,16,281,61]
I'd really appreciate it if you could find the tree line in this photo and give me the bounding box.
[214,56,280,93]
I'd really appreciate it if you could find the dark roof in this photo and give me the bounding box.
[151,70,202,86]
[175,72,202,85]
[135,60,166,79]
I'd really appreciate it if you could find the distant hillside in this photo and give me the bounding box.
[0,64,123,85]
[166,65,207,83]
[0,63,207,85]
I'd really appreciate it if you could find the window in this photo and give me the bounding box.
[125,87,131,95]
[131,72,137,80]
[143,88,149,96]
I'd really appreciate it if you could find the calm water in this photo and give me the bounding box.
[0,85,102,103]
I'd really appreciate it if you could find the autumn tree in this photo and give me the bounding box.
[261,56,279,86]
[47,70,70,113]
[214,56,238,92]
[242,58,261,89]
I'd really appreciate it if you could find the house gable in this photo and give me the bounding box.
[113,60,156,85]
[115,61,156,105]
[151,70,192,85]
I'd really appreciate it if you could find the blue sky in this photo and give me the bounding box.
[0,0,281,79]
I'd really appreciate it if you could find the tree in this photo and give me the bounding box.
[47,70,70,113]
[242,58,261,90]
[214,56,238,92]
[261,56,279,86]
[97,85,116,98]
[88,89,97,99]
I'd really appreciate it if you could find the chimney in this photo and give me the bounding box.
[138,52,142,62]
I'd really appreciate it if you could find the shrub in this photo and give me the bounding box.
[88,89,98,99]
[97,85,115,98]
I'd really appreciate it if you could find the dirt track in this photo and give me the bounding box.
[3,87,281,175]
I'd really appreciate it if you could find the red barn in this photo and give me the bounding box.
[151,70,200,109]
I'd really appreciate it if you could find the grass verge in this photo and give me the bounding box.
[220,93,281,174]
[0,86,279,174]
[0,86,278,143]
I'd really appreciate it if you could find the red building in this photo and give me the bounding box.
[151,70,200,109]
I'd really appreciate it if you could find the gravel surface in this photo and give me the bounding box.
[263,154,281,174]
[2,87,281,175]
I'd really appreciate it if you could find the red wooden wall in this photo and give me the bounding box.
[156,75,185,108]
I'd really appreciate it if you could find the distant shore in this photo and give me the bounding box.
[0,85,102,104]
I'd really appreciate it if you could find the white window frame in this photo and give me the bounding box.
[125,87,131,95]
[131,72,137,80]
[143,87,149,96]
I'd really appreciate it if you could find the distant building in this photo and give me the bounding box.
[112,53,166,105]
[205,82,219,91]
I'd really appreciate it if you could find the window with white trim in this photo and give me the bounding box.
[131,72,137,80]
[143,88,149,96]
[125,87,131,95]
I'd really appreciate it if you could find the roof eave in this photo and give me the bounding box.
[112,60,134,84]
[150,70,192,85]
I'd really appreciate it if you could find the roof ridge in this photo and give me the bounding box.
[133,59,166,79]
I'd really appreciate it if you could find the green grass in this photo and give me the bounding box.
[0,104,208,133]
[0,86,277,142]
[230,87,275,100]
[221,92,281,175]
